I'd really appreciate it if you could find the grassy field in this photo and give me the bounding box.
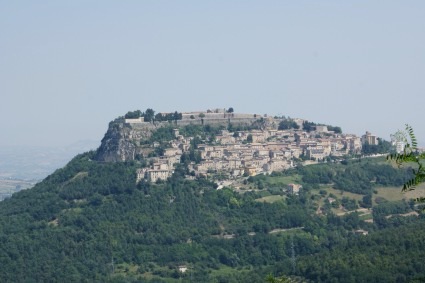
[209,265,252,280]
[373,187,406,202]
[316,184,425,205]
[323,187,364,202]
[311,184,424,213]
[255,195,286,203]
[117,263,185,283]
[331,207,346,215]
[359,213,373,220]
[235,173,301,191]
[374,184,425,202]
[265,174,302,186]
[404,182,425,199]
[310,186,363,209]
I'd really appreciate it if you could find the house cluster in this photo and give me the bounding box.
[137,123,365,183]
[189,127,361,177]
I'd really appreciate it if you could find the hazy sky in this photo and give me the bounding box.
[1,1,424,147]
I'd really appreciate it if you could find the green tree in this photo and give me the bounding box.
[173,111,181,122]
[327,125,342,134]
[124,110,143,119]
[362,138,391,155]
[302,121,316,132]
[278,119,299,130]
[154,113,161,121]
[362,193,372,208]
[247,134,253,143]
[144,108,155,122]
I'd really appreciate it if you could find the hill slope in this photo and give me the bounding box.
[0,150,424,282]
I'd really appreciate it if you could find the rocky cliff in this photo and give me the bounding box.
[95,119,166,162]
[95,122,134,162]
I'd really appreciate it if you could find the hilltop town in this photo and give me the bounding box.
[95,108,380,184]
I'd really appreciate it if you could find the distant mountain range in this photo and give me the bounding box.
[0,140,99,180]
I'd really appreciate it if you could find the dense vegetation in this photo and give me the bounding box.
[299,161,412,194]
[0,153,423,282]
[361,138,392,155]
[124,109,183,123]
[276,118,342,134]
[278,119,299,130]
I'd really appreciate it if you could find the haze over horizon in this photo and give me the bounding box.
[1,1,424,147]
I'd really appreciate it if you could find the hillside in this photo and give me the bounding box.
[0,112,424,282]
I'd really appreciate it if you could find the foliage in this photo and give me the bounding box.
[0,153,312,281]
[302,121,316,132]
[300,121,341,134]
[247,134,253,143]
[124,110,143,119]
[297,219,425,283]
[327,125,342,134]
[124,108,183,122]
[362,138,392,155]
[361,193,373,208]
[0,151,423,281]
[148,126,175,143]
[125,108,183,123]
[278,119,299,130]
[178,124,224,144]
[155,111,182,122]
[228,123,263,132]
[298,160,411,195]
[387,125,425,195]
[180,146,202,164]
[144,108,155,122]
[266,274,292,283]
[341,197,358,210]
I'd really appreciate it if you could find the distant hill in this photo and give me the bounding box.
[0,140,99,180]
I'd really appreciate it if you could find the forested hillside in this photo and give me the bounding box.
[0,152,424,282]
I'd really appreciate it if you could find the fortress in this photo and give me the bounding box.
[125,109,271,128]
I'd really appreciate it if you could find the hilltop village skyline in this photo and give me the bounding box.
[95,108,386,184]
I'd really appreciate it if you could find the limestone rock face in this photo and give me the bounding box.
[95,122,136,162]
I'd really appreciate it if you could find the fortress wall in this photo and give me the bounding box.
[125,118,145,123]
[128,117,261,133]
[181,112,263,120]
[232,113,263,119]
[176,117,259,127]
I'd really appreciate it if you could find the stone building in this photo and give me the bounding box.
[361,131,379,145]
[287,184,302,195]
[147,169,172,183]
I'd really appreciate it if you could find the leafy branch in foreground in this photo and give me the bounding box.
[387,125,425,199]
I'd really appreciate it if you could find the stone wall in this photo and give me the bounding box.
[176,117,258,127]
[126,117,262,129]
